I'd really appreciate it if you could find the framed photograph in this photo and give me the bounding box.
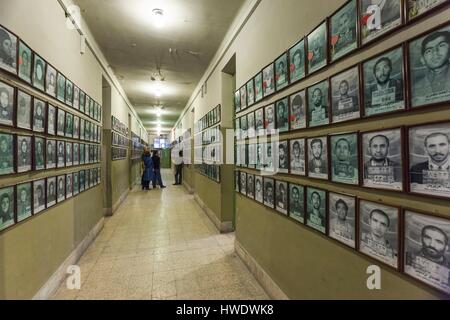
[66,80,73,106]
[409,23,450,108]
[276,140,289,174]
[235,171,240,192]
[289,90,306,130]
[404,210,450,294]
[247,174,255,199]
[73,143,79,165]
[330,66,361,123]
[18,41,32,83]
[65,113,73,138]
[239,144,247,168]
[264,104,275,133]
[79,90,86,114]
[407,0,449,21]
[0,80,15,127]
[57,140,65,168]
[79,143,85,164]
[263,177,275,208]
[289,39,306,84]
[307,136,329,180]
[275,52,289,91]
[240,116,248,140]
[360,0,402,45]
[46,104,56,135]
[17,135,32,173]
[46,139,56,169]
[256,143,264,169]
[46,177,56,208]
[289,183,305,223]
[240,86,247,110]
[45,64,57,97]
[0,132,14,175]
[290,138,306,176]
[234,90,240,113]
[33,179,46,214]
[32,53,46,91]
[262,63,275,97]
[255,108,264,135]
[66,173,73,199]
[246,79,255,106]
[275,98,289,133]
[330,0,358,62]
[307,80,329,127]
[247,112,255,138]
[56,72,66,102]
[73,116,80,139]
[263,142,275,172]
[331,132,359,185]
[0,186,14,231]
[79,170,85,192]
[358,199,400,269]
[16,182,32,222]
[34,136,45,171]
[275,180,288,215]
[255,176,263,203]
[408,122,450,199]
[57,175,66,203]
[33,98,46,133]
[306,187,327,234]
[248,143,256,168]
[362,128,404,191]
[57,108,65,136]
[363,46,406,117]
[0,25,17,74]
[73,172,79,196]
[66,142,72,166]
[73,85,80,110]
[307,21,327,74]
[17,90,32,130]
[254,72,263,103]
[240,171,247,195]
[328,192,356,248]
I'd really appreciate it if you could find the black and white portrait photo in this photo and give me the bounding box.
[247,174,255,199]
[33,98,46,133]
[73,172,79,196]
[57,109,65,136]
[276,140,288,174]
[308,80,329,127]
[254,73,263,103]
[329,193,356,248]
[46,139,56,169]
[240,86,247,111]
[57,140,65,168]
[79,170,85,192]
[240,171,247,195]
[409,122,450,198]
[65,113,73,138]
[264,104,275,133]
[248,143,256,168]
[33,179,46,214]
[307,136,329,180]
[363,128,403,191]
[73,85,80,110]
[275,53,288,91]
[17,90,32,130]
[290,138,305,176]
[0,26,17,74]
[16,183,32,222]
[73,116,80,139]
[18,41,32,83]
[66,142,72,166]
[363,46,405,116]
[66,174,73,199]
[289,39,305,84]
[47,104,56,135]
[331,66,360,123]
[46,64,57,97]
[47,177,56,208]
[255,108,264,135]
[360,0,402,45]
[246,80,255,106]
[0,81,14,127]
[66,80,73,106]
[404,210,450,294]
[263,64,275,97]
[275,180,288,215]
[240,116,248,140]
[32,54,46,91]
[0,133,14,175]
[359,200,399,268]
[34,137,45,170]
[234,91,241,113]
[57,175,65,203]
[306,187,327,234]
[330,0,357,62]
[289,183,304,223]
[263,177,275,208]
[409,24,450,108]
[247,112,255,138]
[73,143,79,165]
[307,22,327,74]
[0,186,14,231]
[17,135,32,173]
[79,91,86,113]
[331,133,359,185]
[289,90,306,130]
[255,176,263,203]
[276,98,289,133]
[57,73,66,102]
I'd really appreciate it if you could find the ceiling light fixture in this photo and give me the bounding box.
[152,8,165,28]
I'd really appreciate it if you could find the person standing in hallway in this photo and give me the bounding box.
[141,147,154,190]
[173,150,184,185]
[152,150,166,189]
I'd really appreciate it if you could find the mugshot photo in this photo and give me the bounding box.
[57,175,66,203]
[47,104,56,135]
[47,177,56,208]
[0,80,15,127]
[289,39,305,84]
[363,46,405,117]
[307,136,329,180]
[362,128,403,191]
[73,86,80,110]
[17,135,32,173]
[331,133,359,185]
[66,142,73,166]
[247,174,255,199]
[255,108,264,135]
[0,26,17,74]
[275,180,288,215]
[16,182,32,222]
[57,109,65,136]
[289,183,304,223]
[306,187,327,234]
[0,186,14,231]
[263,177,275,208]
[34,137,45,171]
[0,132,14,175]
[66,80,73,106]
[57,140,65,168]
[33,179,46,214]
[255,175,263,203]
[240,171,247,195]
[17,90,32,130]
[18,41,32,83]
[404,210,450,294]
[330,0,357,62]
[46,64,57,97]
[328,192,356,248]
[276,98,289,133]
[33,98,46,133]
[66,113,73,138]
[409,24,450,108]
[32,54,46,91]
[331,66,360,123]
[66,174,73,199]
[264,104,276,133]
[359,200,399,268]
[57,73,66,103]
[290,138,306,176]
[46,139,56,169]
[289,90,306,130]
[263,142,275,172]
[263,63,275,97]
[307,22,327,74]
[409,122,450,199]
[308,80,329,127]
[275,53,289,91]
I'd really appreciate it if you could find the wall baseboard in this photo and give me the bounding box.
[235,240,289,300]
[33,217,105,300]
[182,181,194,194]
[105,189,129,216]
[194,194,233,233]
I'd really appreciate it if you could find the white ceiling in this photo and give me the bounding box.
[74,0,245,133]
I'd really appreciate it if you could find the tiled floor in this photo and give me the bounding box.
[52,170,269,300]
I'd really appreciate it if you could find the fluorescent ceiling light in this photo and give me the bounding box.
[152,9,165,28]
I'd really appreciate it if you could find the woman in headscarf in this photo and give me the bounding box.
[141,147,154,190]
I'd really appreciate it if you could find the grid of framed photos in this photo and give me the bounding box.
[0,24,102,123]
[112,131,129,148]
[130,132,145,161]
[111,116,129,137]
[195,164,220,183]
[112,147,127,161]
[194,104,221,134]
[0,167,101,232]
[234,0,450,115]
[235,170,450,294]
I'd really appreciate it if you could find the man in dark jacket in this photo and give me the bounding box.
[152,150,166,189]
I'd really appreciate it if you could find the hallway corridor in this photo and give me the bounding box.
[52,170,269,300]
